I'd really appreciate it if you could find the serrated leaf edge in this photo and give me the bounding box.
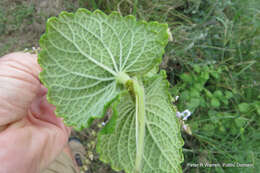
[96,71,184,173]
[38,8,169,130]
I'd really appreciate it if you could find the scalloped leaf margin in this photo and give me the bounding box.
[38,9,169,130]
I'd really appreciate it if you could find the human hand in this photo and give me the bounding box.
[0,52,71,173]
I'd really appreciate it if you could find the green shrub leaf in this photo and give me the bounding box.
[38,9,168,129]
[225,91,233,99]
[180,73,192,83]
[238,103,250,113]
[211,98,220,108]
[213,90,223,98]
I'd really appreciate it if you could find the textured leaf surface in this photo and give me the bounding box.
[38,9,168,129]
[97,74,184,173]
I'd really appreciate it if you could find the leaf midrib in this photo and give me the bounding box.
[50,22,118,76]
[45,48,114,81]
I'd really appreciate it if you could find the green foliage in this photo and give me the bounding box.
[0,2,34,35]
[173,65,228,113]
[38,9,168,129]
[238,103,250,113]
[38,9,183,173]
[166,0,260,172]
[0,1,35,55]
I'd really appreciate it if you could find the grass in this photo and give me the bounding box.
[0,0,259,172]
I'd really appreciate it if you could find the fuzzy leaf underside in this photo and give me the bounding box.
[38,9,168,129]
[97,73,184,173]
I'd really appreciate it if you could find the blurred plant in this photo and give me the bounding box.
[164,0,260,172]
[171,63,260,172]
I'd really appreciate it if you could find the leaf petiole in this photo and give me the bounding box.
[116,72,146,172]
[133,79,145,173]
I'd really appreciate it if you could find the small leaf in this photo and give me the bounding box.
[210,71,219,79]
[188,98,200,109]
[193,64,201,73]
[213,90,223,98]
[97,74,184,173]
[256,106,260,115]
[253,101,260,115]
[204,89,213,98]
[235,117,247,127]
[180,73,193,83]
[225,91,233,99]
[256,108,260,115]
[222,98,229,106]
[201,71,209,80]
[219,126,226,133]
[211,98,220,108]
[180,90,190,100]
[194,83,204,91]
[238,103,250,113]
[190,88,200,97]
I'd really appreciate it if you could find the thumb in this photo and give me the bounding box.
[30,85,70,131]
[0,52,41,126]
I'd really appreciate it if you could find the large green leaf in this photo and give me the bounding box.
[38,9,168,129]
[97,73,184,173]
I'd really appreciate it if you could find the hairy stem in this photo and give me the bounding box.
[133,79,145,173]
[116,72,145,173]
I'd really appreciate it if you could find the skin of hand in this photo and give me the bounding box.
[0,52,71,173]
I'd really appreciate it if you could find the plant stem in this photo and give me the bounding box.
[90,0,98,9]
[133,0,138,16]
[116,72,130,84]
[116,72,145,173]
[133,79,145,173]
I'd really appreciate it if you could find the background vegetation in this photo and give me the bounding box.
[0,0,259,172]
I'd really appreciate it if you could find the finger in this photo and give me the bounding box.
[0,52,41,126]
[0,52,41,80]
[30,85,71,134]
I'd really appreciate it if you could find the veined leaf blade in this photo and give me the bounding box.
[97,73,184,173]
[38,9,168,129]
